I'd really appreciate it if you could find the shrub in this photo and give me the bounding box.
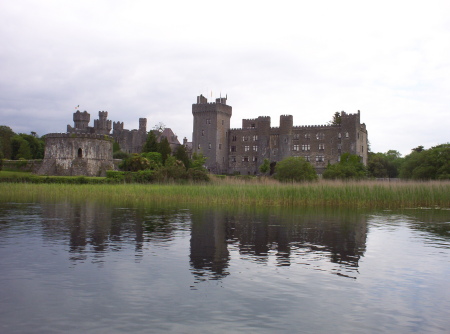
[275,157,318,182]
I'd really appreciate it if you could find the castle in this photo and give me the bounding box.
[192,95,368,175]
[39,110,181,176]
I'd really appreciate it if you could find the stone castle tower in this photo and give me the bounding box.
[192,95,232,174]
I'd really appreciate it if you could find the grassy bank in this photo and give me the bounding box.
[0,179,449,209]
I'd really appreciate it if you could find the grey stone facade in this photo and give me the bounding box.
[68,110,147,154]
[37,133,114,176]
[192,95,368,175]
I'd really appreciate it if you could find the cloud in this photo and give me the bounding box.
[1,0,449,156]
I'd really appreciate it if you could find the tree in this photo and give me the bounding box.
[259,158,270,174]
[190,152,207,171]
[0,125,15,159]
[174,145,190,170]
[323,153,366,180]
[142,131,159,153]
[274,157,318,182]
[158,137,171,165]
[119,154,151,172]
[367,150,403,178]
[328,111,342,125]
[399,144,450,180]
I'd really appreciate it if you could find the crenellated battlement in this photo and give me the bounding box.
[46,133,113,140]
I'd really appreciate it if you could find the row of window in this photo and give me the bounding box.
[229,155,328,163]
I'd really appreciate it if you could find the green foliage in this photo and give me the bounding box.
[142,131,159,153]
[190,152,207,171]
[0,125,15,159]
[119,154,151,172]
[399,144,450,180]
[141,152,163,167]
[10,133,44,160]
[174,145,190,170]
[158,137,172,164]
[274,157,318,182]
[323,153,367,180]
[153,156,187,181]
[329,111,342,125]
[113,151,130,160]
[259,158,270,174]
[0,151,3,171]
[367,150,403,178]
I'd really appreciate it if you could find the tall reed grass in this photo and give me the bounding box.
[1,179,448,209]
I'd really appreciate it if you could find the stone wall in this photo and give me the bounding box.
[38,133,114,177]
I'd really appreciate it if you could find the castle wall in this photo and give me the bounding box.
[192,95,368,175]
[38,133,114,177]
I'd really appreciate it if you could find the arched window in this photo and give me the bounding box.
[78,148,82,158]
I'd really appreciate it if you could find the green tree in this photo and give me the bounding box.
[274,157,318,182]
[11,135,32,160]
[141,152,163,169]
[328,111,342,125]
[174,145,190,170]
[142,131,159,153]
[119,154,151,172]
[367,150,403,178]
[190,152,207,171]
[158,137,172,165]
[399,144,450,179]
[0,125,16,159]
[259,158,270,174]
[323,153,367,180]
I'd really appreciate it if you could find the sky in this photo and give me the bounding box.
[1,0,449,157]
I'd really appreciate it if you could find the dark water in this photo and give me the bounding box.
[0,202,449,334]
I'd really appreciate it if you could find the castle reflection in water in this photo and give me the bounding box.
[37,202,368,279]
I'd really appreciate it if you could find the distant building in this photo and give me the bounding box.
[192,95,368,175]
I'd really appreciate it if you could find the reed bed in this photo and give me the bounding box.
[0,179,449,209]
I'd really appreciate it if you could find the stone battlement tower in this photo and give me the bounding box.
[192,94,232,174]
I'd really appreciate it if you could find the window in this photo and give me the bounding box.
[244,146,250,152]
[361,145,364,152]
[357,133,360,139]
[338,144,342,150]
[219,144,222,150]
[319,143,325,150]
[251,123,256,128]
[206,119,211,124]
[201,130,204,136]
[293,133,300,140]
[293,144,299,151]
[243,136,249,141]
[232,135,237,141]
[338,133,341,139]
[252,156,258,162]
[231,146,236,152]
[338,155,341,162]
[78,148,82,158]
[242,156,249,162]
[305,133,310,139]
[222,120,224,125]
[305,155,310,162]
[231,156,236,162]
[345,132,349,138]
[253,145,258,151]
[198,144,201,149]
[316,155,324,162]
[253,135,258,141]
[316,133,324,140]
[302,144,310,151]
[208,143,211,149]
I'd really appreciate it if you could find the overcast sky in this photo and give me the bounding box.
[1,0,449,156]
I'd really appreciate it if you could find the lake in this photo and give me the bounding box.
[0,202,449,333]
